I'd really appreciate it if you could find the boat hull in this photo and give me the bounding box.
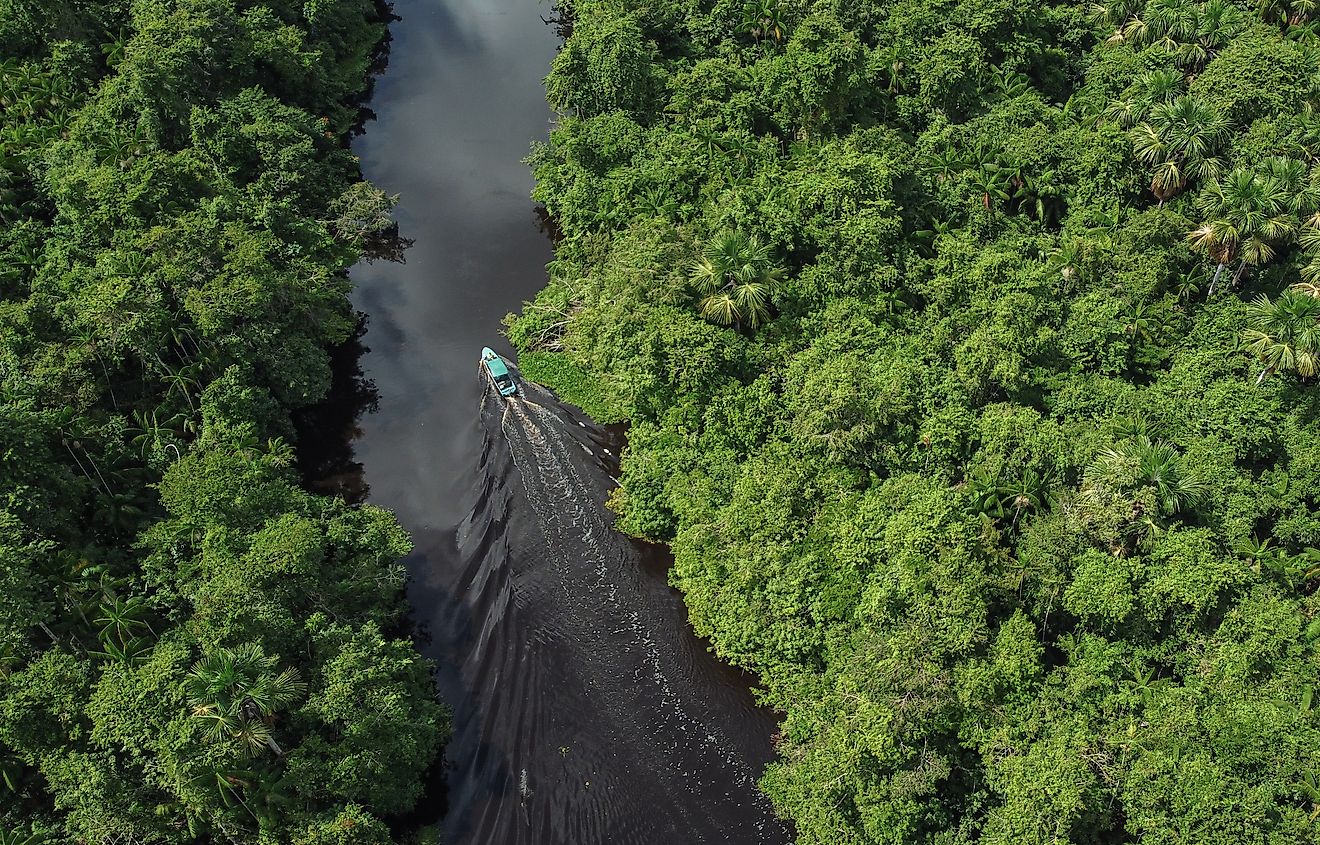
[481,347,518,397]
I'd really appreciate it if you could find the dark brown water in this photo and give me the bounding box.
[342,1,791,842]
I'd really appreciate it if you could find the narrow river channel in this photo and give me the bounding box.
[336,1,792,842]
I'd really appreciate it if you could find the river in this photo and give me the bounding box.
[334,0,791,842]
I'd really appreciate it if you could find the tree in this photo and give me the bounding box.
[689,230,785,330]
[544,6,660,118]
[1131,95,1227,203]
[1105,69,1184,127]
[185,644,306,758]
[1188,166,1293,294]
[1081,436,1208,531]
[1242,288,1320,383]
[286,621,446,814]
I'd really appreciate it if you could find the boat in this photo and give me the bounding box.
[481,347,518,397]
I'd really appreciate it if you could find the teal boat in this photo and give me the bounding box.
[481,347,518,397]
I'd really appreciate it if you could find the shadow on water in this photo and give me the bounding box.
[293,316,379,505]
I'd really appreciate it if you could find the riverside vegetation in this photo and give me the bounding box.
[511,0,1320,841]
[0,1,447,843]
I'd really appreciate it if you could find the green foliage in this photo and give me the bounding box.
[185,643,306,758]
[545,5,660,118]
[287,620,447,815]
[0,0,443,840]
[516,351,627,422]
[690,229,785,330]
[511,0,1320,840]
[1242,287,1320,381]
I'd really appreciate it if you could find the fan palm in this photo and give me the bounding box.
[1261,156,1320,226]
[185,644,306,757]
[1084,436,1208,516]
[690,230,784,330]
[1105,69,1184,127]
[1242,289,1320,383]
[1300,227,1320,288]
[1182,0,1240,67]
[1131,95,1227,203]
[1188,166,1293,294]
[1090,0,1145,31]
[1146,0,1198,49]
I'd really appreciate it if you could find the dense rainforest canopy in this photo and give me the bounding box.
[513,0,1320,841]
[0,1,446,843]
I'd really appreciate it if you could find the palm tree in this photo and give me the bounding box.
[127,408,184,460]
[94,592,154,648]
[1123,664,1172,706]
[1146,0,1198,51]
[0,751,24,792]
[1123,300,1161,344]
[740,0,788,43]
[875,45,907,94]
[1174,265,1209,300]
[90,635,152,666]
[185,645,306,758]
[1015,168,1067,223]
[691,120,725,170]
[247,770,300,828]
[1105,68,1184,127]
[1047,236,1094,288]
[1090,0,1144,30]
[1189,167,1294,294]
[963,466,1006,518]
[1299,227,1320,288]
[1182,0,1240,68]
[986,64,1031,100]
[689,230,784,330]
[1084,436,1208,517]
[1131,95,1227,203]
[967,163,1011,215]
[101,29,128,67]
[1001,469,1056,528]
[1233,535,1282,570]
[1260,155,1320,226]
[1242,288,1320,383]
[0,827,47,845]
[923,146,965,184]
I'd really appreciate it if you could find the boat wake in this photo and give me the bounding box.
[431,370,789,845]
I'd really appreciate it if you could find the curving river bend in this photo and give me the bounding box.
[337,1,791,842]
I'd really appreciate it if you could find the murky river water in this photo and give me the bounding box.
[335,1,791,841]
